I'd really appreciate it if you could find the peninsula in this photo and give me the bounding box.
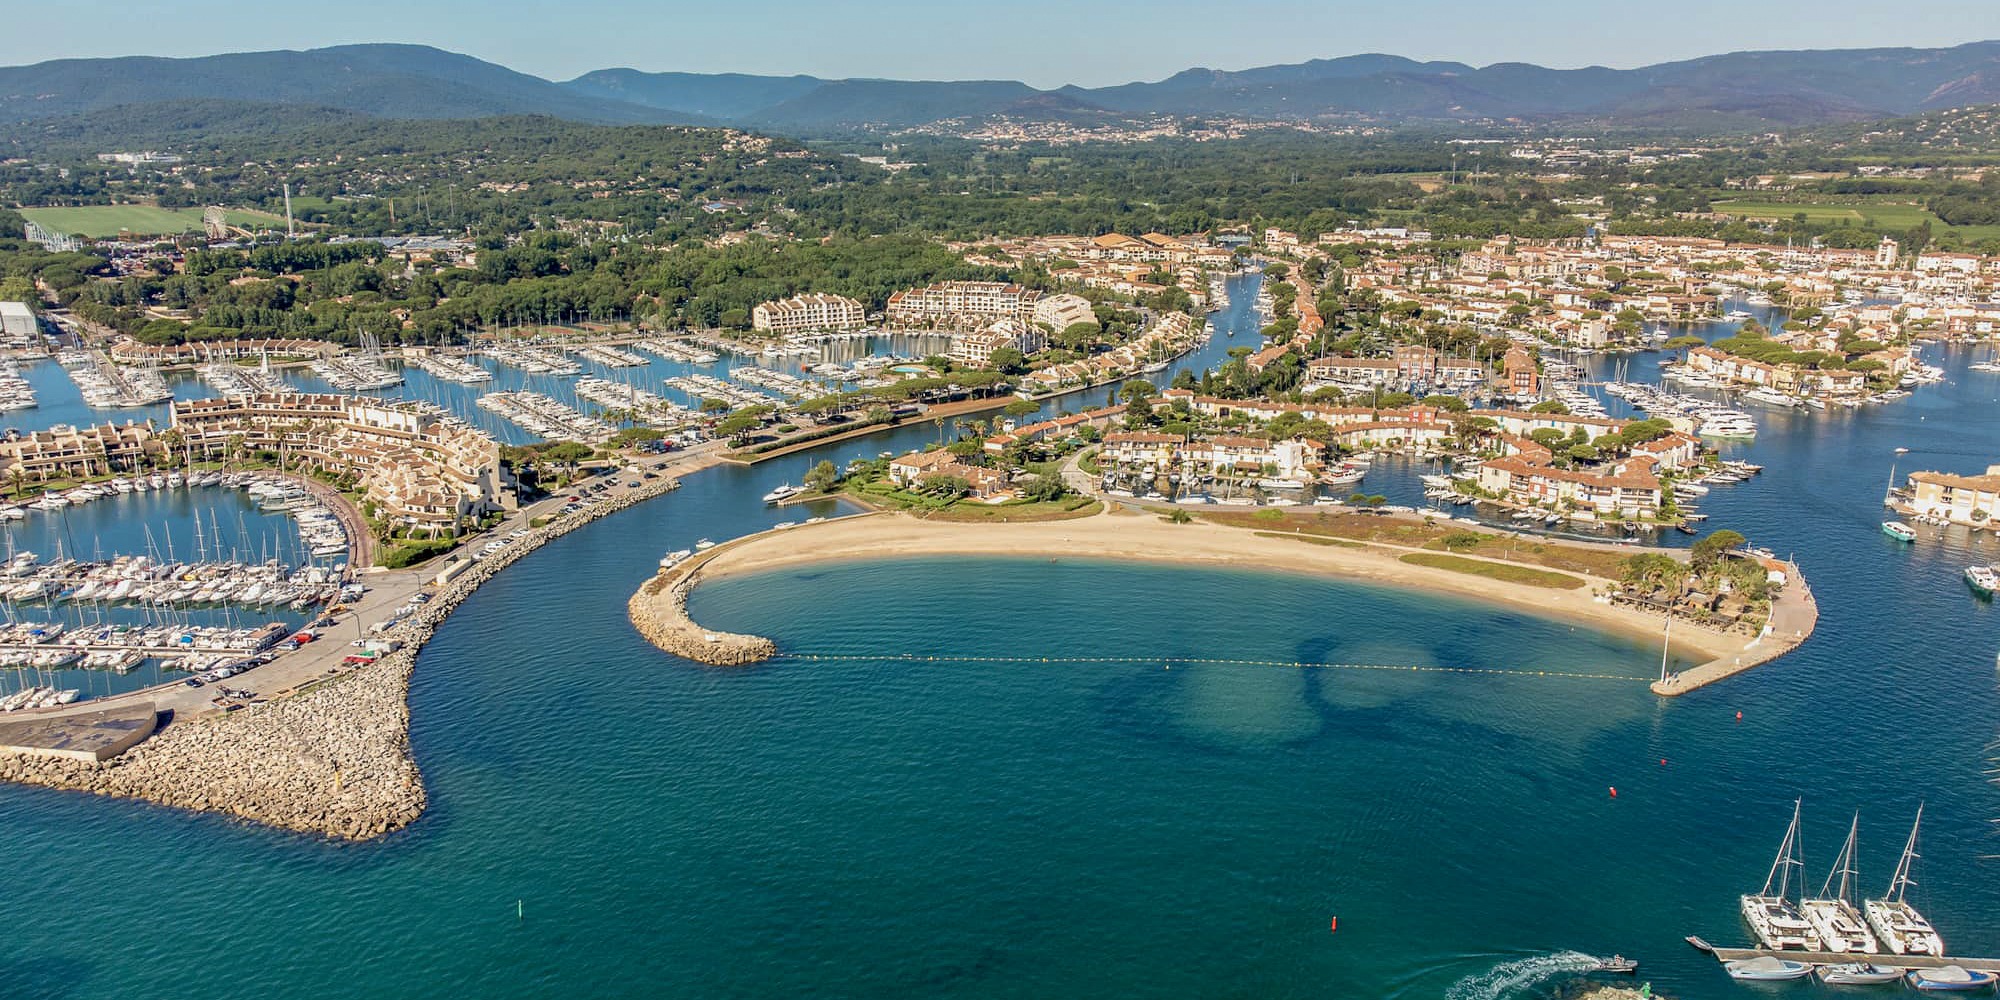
[629,508,1816,685]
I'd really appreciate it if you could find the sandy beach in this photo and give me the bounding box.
[688,509,1736,664]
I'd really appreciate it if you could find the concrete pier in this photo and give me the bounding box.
[1651,557,1817,696]
[1710,945,2000,973]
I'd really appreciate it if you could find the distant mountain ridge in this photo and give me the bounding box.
[3,41,2000,138]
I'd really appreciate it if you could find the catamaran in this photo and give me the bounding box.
[1742,799,1822,951]
[1801,813,1880,953]
[1865,805,1947,957]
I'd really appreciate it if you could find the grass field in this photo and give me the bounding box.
[1713,198,2000,243]
[1398,552,1585,589]
[21,205,282,237]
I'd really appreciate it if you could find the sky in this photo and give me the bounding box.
[6,0,1998,87]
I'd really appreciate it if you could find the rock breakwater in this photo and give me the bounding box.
[627,559,777,666]
[0,473,690,841]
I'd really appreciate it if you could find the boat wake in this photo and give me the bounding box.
[1444,951,1602,1000]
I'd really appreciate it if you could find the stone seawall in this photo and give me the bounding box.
[627,563,777,666]
[0,473,690,841]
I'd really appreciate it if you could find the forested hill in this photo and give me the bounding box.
[5,41,2000,138]
[0,44,705,126]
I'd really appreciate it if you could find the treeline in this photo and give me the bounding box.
[56,232,1008,345]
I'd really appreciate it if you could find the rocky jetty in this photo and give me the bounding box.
[627,560,776,666]
[0,473,688,841]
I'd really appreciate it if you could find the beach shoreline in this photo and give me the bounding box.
[652,509,1744,667]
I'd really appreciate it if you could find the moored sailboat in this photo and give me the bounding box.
[1741,799,1823,951]
[1800,813,1879,953]
[1865,805,1946,957]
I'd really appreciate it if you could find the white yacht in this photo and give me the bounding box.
[1801,813,1880,953]
[1865,805,1947,956]
[1741,800,1823,951]
[761,483,803,504]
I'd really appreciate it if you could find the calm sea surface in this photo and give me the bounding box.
[2,274,1998,999]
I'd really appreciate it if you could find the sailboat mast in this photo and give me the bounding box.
[1658,614,1672,684]
[1764,799,1803,898]
[1821,812,1861,902]
[1888,803,1924,902]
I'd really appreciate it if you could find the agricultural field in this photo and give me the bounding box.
[1713,198,2000,242]
[19,205,282,237]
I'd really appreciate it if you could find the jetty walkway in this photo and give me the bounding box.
[1709,945,2000,974]
[1650,557,1816,696]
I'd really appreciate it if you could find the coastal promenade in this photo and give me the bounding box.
[631,508,1792,677]
[0,446,726,840]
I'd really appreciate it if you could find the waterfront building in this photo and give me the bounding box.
[751,293,866,334]
[1478,453,1665,517]
[0,301,38,343]
[1099,432,1185,474]
[1503,346,1540,397]
[1904,466,2000,527]
[1031,293,1096,332]
[887,281,1042,330]
[0,422,158,481]
[982,405,1127,455]
[948,318,1047,367]
[170,394,514,532]
[886,448,1009,498]
[109,337,334,366]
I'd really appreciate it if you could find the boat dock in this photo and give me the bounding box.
[1708,946,2000,974]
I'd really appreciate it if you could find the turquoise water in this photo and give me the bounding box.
[4,279,2000,998]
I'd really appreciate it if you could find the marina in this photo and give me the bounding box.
[307,356,403,390]
[58,350,173,407]
[570,344,650,368]
[476,390,616,442]
[571,376,695,425]
[483,345,584,376]
[403,353,494,384]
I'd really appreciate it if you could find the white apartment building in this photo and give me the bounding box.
[886,281,1042,330]
[751,292,866,334]
[1032,292,1097,332]
[948,318,1047,367]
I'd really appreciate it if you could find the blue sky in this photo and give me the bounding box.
[8,0,1998,86]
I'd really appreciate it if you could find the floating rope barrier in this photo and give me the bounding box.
[776,652,1648,683]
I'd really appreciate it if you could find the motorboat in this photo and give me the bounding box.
[1818,963,1904,985]
[1882,522,1917,543]
[1726,957,1813,981]
[1908,967,1999,992]
[1594,955,1638,974]
[1741,800,1823,951]
[1965,565,1998,597]
[761,484,803,504]
[1866,805,1947,957]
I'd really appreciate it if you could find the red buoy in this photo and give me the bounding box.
[1329,916,1338,932]
[1609,786,1618,798]
[1660,758,1668,766]
[1736,711,1743,721]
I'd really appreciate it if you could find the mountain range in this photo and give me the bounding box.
[4,40,2000,136]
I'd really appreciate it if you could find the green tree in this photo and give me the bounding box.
[1691,529,1747,571]
[805,459,839,492]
